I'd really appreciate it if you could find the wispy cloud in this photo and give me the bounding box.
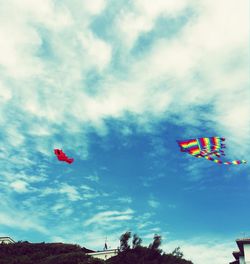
[0,212,48,234]
[0,195,49,234]
[85,174,100,182]
[40,183,101,202]
[136,212,156,230]
[116,0,190,48]
[83,209,134,226]
[148,195,160,209]
[9,180,30,193]
[51,202,73,217]
[59,183,81,201]
[116,197,132,204]
[0,0,248,181]
[0,0,248,255]
[162,238,234,264]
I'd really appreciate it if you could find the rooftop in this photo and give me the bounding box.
[229,261,239,264]
[232,251,241,260]
[0,237,15,243]
[236,238,250,254]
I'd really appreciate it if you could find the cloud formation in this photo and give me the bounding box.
[163,239,234,264]
[0,1,248,262]
[84,209,134,226]
[0,0,248,154]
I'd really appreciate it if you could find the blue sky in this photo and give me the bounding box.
[0,0,249,263]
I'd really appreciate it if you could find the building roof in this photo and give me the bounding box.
[236,238,250,254]
[229,261,239,264]
[230,238,250,263]
[232,251,241,260]
[87,249,118,255]
[0,237,15,243]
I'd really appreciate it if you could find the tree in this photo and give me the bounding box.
[132,234,142,249]
[149,234,162,252]
[172,247,184,259]
[0,242,104,264]
[107,232,193,264]
[119,231,131,251]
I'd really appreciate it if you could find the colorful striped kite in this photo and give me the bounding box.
[177,137,246,165]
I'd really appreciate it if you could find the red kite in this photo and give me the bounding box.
[54,149,74,164]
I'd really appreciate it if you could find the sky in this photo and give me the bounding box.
[0,0,249,263]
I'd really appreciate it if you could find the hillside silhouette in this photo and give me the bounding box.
[0,233,193,264]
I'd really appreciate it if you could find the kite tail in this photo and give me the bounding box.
[204,156,247,165]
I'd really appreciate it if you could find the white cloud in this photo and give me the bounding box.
[78,31,112,71]
[59,183,81,201]
[116,0,190,48]
[148,196,160,208]
[10,180,30,193]
[0,0,249,249]
[0,212,48,234]
[84,209,134,226]
[80,184,101,200]
[0,81,12,102]
[0,0,248,162]
[40,183,100,202]
[0,195,49,234]
[162,239,234,264]
[81,0,106,15]
[137,0,189,16]
[40,187,55,196]
[117,197,132,204]
[80,185,94,191]
[0,26,42,78]
[5,125,25,147]
[51,202,73,216]
[85,174,100,182]
[126,0,249,152]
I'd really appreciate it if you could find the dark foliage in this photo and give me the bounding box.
[171,247,184,259]
[108,232,193,264]
[106,246,193,264]
[119,232,131,252]
[0,235,193,264]
[161,253,193,264]
[149,234,162,252]
[132,233,142,249]
[0,242,104,264]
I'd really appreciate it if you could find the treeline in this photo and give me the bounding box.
[0,233,193,264]
[106,232,193,264]
[0,242,102,264]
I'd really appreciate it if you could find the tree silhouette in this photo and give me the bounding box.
[0,234,193,264]
[132,234,142,249]
[149,234,162,252]
[119,231,131,251]
[108,232,193,264]
[172,247,184,259]
[0,242,104,264]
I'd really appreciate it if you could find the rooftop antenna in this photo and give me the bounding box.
[240,232,246,238]
[104,236,108,251]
